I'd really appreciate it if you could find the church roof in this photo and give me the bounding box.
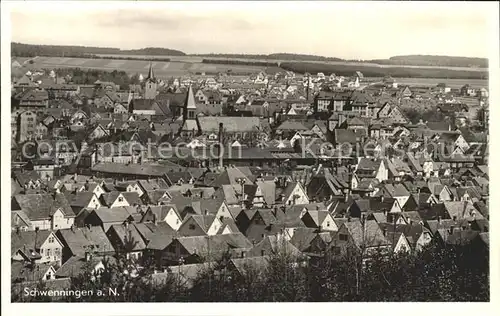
[146,62,156,82]
[185,85,197,109]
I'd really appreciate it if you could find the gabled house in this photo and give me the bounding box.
[157,233,252,265]
[12,193,76,231]
[378,223,432,253]
[336,219,391,257]
[375,183,411,208]
[301,210,338,231]
[247,234,304,260]
[243,180,276,207]
[55,255,115,279]
[68,192,102,215]
[84,206,142,232]
[177,214,224,236]
[106,222,147,260]
[140,205,183,231]
[55,226,115,263]
[12,261,57,284]
[355,158,388,182]
[348,197,402,218]
[278,181,310,206]
[100,191,142,208]
[12,230,63,265]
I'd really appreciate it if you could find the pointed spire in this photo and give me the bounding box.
[185,85,197,109]
[147,62,155,80]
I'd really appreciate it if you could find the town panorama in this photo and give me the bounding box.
[10,42,489,302]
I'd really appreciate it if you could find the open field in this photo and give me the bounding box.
[21,56,267,76]
[96,54,204,63]
[367,77,488,89]
[96,54,487,72]
[14,56,490,87]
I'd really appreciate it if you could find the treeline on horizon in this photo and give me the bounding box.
[12,43,487,68]
[11,42,185,58]
[279,62,489,80]
[201,59,279,67]
[195,53,488,68]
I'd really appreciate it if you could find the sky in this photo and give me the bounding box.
[8,1,496,60]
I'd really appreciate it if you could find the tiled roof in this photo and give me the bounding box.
[13,193,75,220]
[343,219,390,248]
[57,226,114,256]
[198,116,261,133]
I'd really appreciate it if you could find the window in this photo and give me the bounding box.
[176,219,180,224]
[47,249,52,257]
[189,224,196,230]
[326,222,330,227]
[339,234,348,241]
[118,197,124,202]
[48,237,54,243]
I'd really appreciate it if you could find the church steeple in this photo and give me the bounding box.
[184,85,197,120]
[147,62,155,81]
[144,62,157,99]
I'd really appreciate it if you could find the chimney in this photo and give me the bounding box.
[85,251,92,262]
[218,123,224,168]
[382,227,387,236]
[204,209,209,216]
[437,216,441,223]
[153,213,158,225]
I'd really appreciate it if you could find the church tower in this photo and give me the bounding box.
[184,85,197,120]
[180,85,199,137]
[144,62,157,99]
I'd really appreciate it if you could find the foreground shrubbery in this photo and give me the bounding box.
[12,241,489,302]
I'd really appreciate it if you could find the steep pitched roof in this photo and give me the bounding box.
[13,193,75,220]
[343,219,390,248]
[57,226,114,256]
[12,230,54,256]
[209,167,252,188]
[185,85,197,109]
[109,224,147,251]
